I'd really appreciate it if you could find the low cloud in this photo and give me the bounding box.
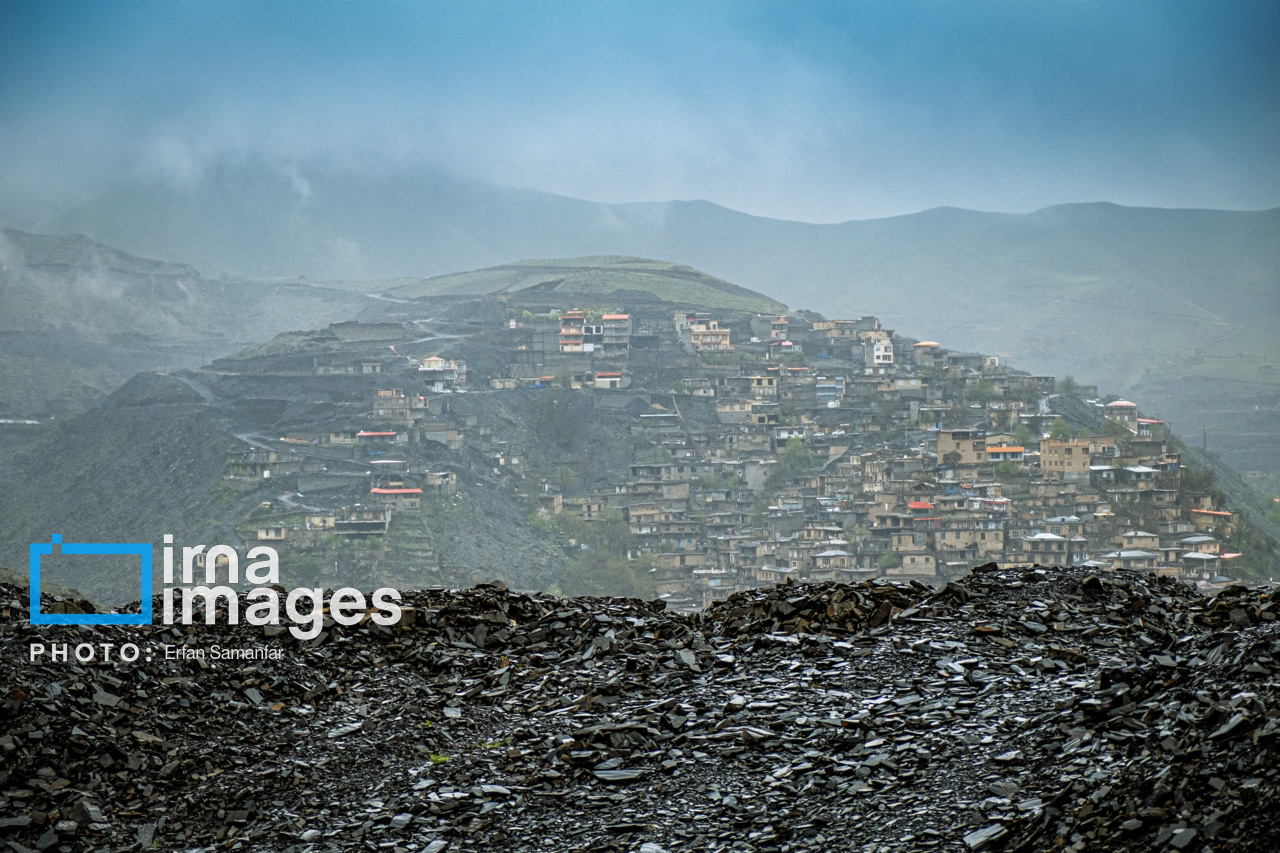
[1,1,1276,226]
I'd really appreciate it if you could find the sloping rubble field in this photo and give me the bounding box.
[2,565,1278,852]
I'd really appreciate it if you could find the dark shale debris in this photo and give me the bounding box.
[2,565,1278,852]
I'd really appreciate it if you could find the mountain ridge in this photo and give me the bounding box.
[5,162,1278,475]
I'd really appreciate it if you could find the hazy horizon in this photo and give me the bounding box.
[3,0,1278,227]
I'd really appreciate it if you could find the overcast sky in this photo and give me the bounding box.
[2,0,1277,223]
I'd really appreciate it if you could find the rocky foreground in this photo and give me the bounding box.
[2,566,1278,853]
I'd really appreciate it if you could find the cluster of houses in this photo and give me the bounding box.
[601,414,1234,611]
[499,308,1241,608]
[219,307,1245,605]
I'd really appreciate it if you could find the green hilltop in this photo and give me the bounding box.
[381,256,789,313]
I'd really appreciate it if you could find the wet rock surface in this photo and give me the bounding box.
[2,566,1278,852]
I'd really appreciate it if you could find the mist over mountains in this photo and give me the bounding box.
[5,158,1279,474]
[0,226,381,417]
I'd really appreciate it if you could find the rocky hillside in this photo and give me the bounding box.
[0,228,390,420]
[0,373,243,604]
[3,564,1277,852]
[0,372,584,605]
[0,294,656,601]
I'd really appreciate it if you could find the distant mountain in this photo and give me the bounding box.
[0,230,788,424]
[383,256,787,313]
[0,228,377,418]
[8,159,1280,473]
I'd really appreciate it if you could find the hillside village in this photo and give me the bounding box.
[204,297,1272,609]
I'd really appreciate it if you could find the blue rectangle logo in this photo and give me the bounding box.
[30,535,153,625]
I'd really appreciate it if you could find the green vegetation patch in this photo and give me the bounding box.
[383,256,787,313]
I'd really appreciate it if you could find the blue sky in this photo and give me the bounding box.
[1,0,1277,222]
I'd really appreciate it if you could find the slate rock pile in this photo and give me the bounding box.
[1,566,1277,853]
[698,578,935,637]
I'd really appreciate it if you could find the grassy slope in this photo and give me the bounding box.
[384,256,788,313]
